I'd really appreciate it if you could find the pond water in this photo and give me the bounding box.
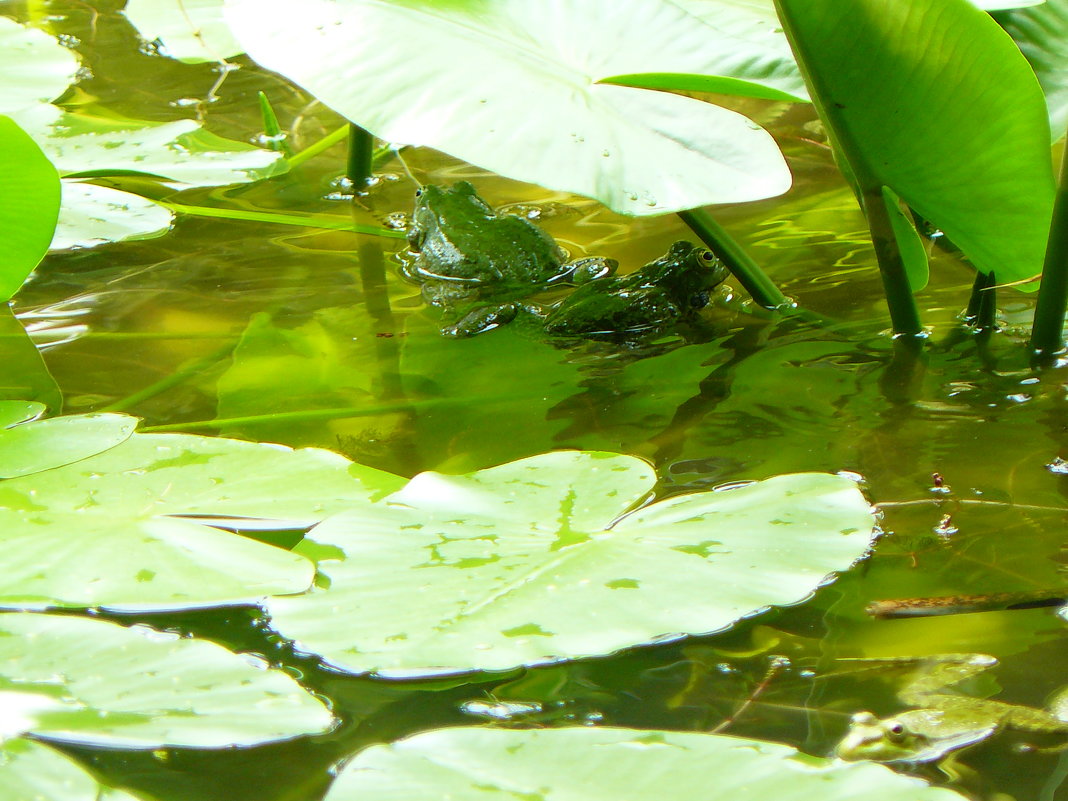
[9,2,1068,800]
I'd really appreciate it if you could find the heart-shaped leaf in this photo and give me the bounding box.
[267,451,874,676]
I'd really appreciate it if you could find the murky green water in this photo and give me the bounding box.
[9,2,1068,800]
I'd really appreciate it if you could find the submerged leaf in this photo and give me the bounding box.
[0,613,334,748]
[267,451,874,676]
[0,17,80,115]
[224,0,791,215]
[323,727,967,801]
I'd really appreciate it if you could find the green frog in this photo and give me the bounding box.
[835,654,1068,764]
[444,240,729,339]
[404,182,615,308]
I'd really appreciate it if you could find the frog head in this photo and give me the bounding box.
[408,182,491,252]
[836,711,923,762]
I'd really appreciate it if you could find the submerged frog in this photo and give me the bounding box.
[445,240,729,339]
[835,654,1068,764]
[404,181,615,308]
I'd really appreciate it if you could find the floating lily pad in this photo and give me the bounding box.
[0,17,80,115]
[224,0,791,215]
[51,182,173,251]
[124,0,244,63]
[0,738,147,801]
[0,402,44,430]
[0,410,135,479]
[0,429,404,610]
[0,612,333,747]
[323,727,967,801]
[266,451,875,676]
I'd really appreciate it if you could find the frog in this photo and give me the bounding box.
[403,181,615,309]
[443,240,729,339]
[835,653,1068,764]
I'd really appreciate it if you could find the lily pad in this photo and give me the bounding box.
[0,17,80,114]
[266,451,874,676]
[51,182,173,251]
[0,401,44,429]
[0,612,334,747]
[224,0,791,215]
[323,727,966,801]
[1,738,146,801]
[0,428,404,610]
[0,410,135,479]
[123,0,244,63]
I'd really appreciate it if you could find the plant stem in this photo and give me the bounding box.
[347,123,374,188]
[964,270,997,331]
[285,124,350,170]
[862,188,923,336]
[156,201,404,238]
[677,208,789,309]
[1029,137,1068,357]
[98,340,238,413]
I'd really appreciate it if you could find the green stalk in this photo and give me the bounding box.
[156,201,404,238]
[773,0,922,337]
[256,91,292,156]
[347,123,374,188]
[98,340,238,413]
[677,208,789,309]
[862,188,923,335]
[1029,136,1068,356]
[285,124,350,170]
[964,270,997,332]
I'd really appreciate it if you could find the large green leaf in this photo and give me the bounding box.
[773,0,1055,284]
[0,738,146,801]
[0,612,333,747]
[0,115,60,301]
[995,0,1068,139]
[266,451,875,676]
[323,728,967,801]
[223,0,791,215]
[0,428,404,610]
[0,17,80,115]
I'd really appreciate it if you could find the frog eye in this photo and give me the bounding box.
[698,250,715,262]
[414,188,424,198]
[884,720,907,741]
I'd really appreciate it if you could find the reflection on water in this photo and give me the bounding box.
[8,2,1068,800]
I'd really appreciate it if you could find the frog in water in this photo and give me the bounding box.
[444,240,729,339]
[404,181,615,309]
[835,653,1068,764]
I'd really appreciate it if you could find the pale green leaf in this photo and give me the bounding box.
[0,411,135,478]
[324,728,967,801]
[52,182,173,251]
[0,18,80,115]
[0,430,404,610]
[774,0,1055,284]
[0,401,44,429]
[0,613,333,747]
[123,0,244,63]
[10,104,284,187]
[266,452,874,676]
[224,0,791,215]
[0,738,148,801]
